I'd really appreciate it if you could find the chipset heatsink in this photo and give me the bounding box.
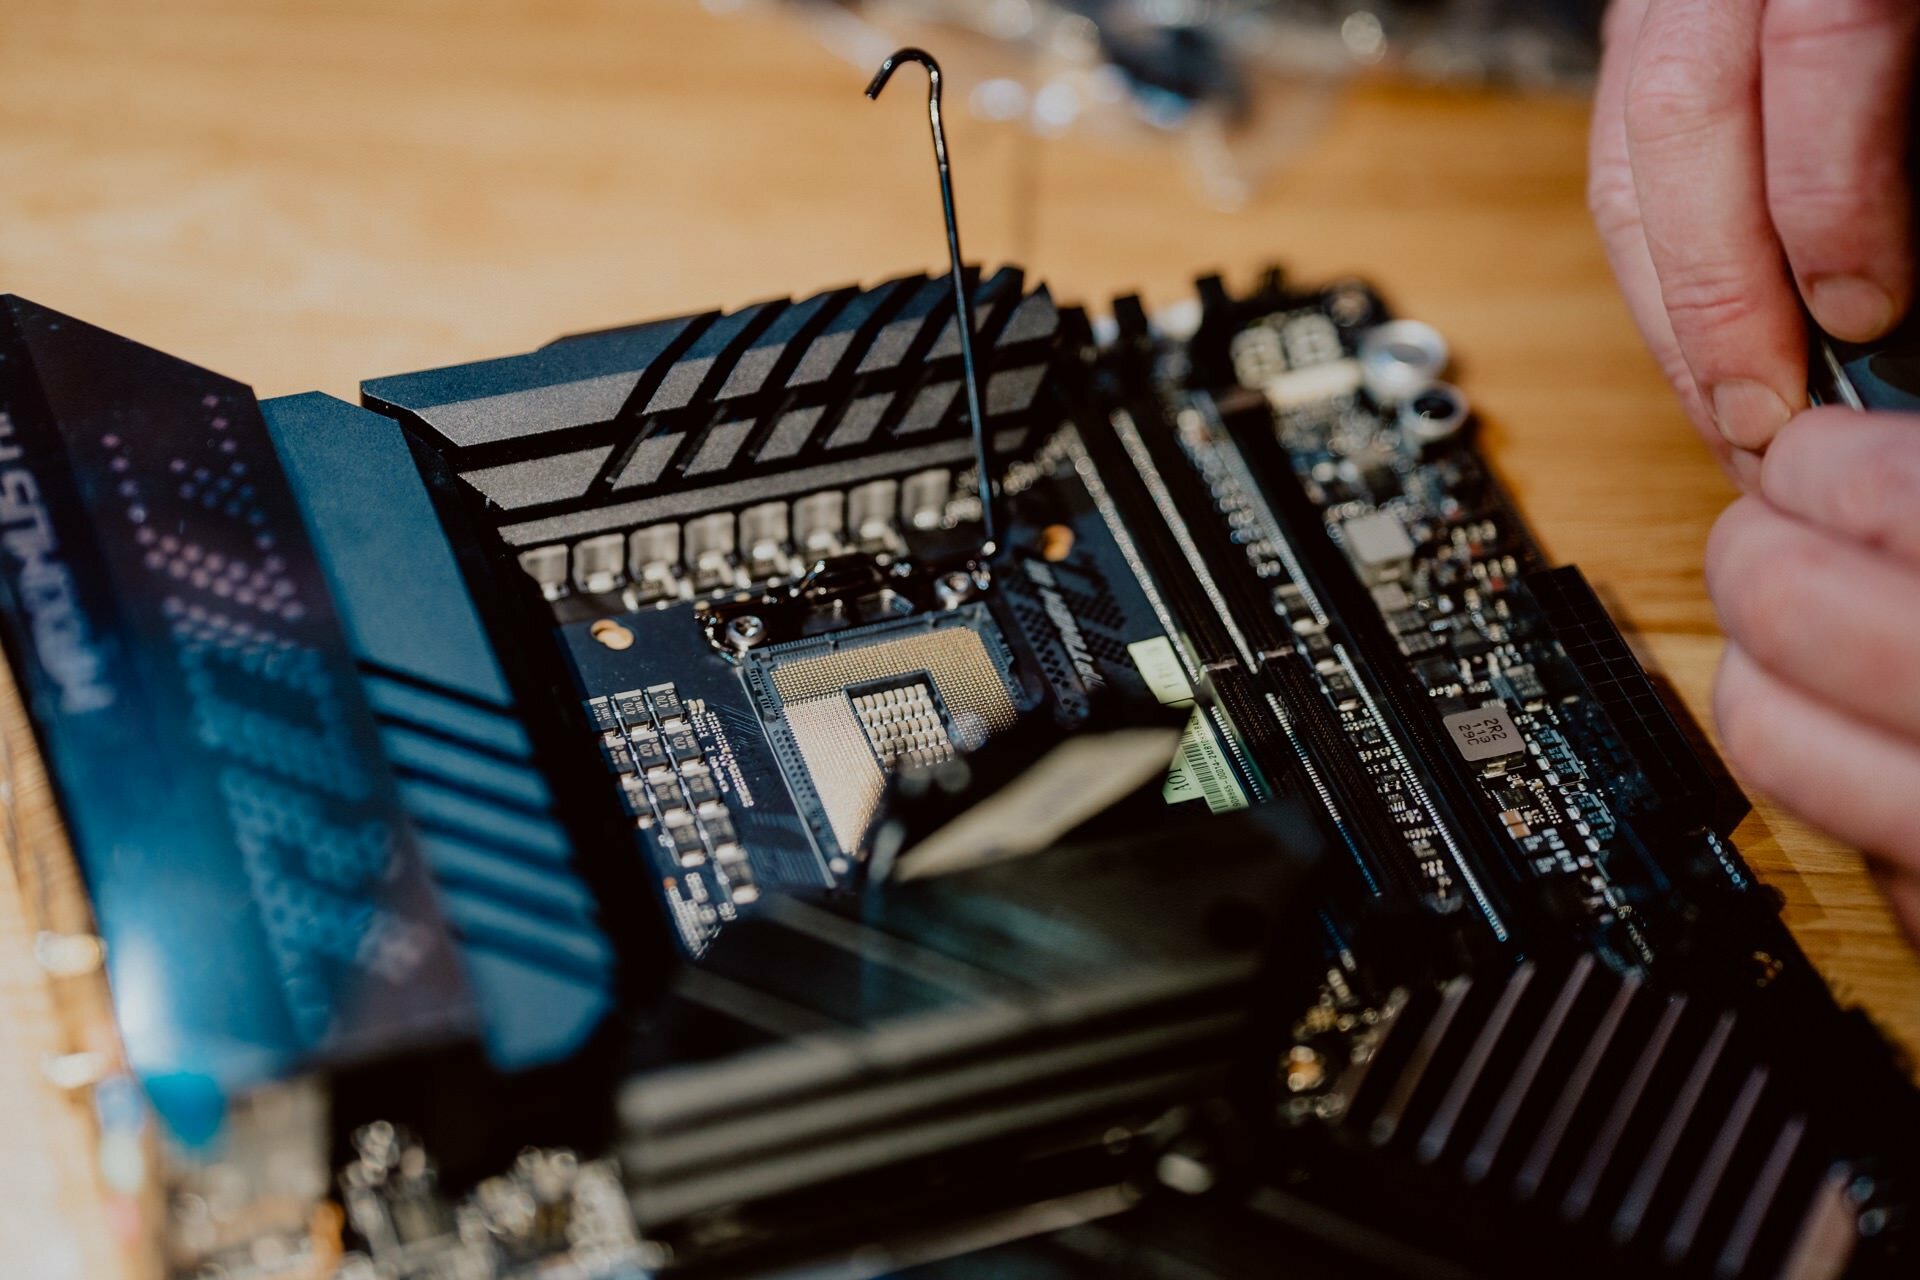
[743,607,1021,861]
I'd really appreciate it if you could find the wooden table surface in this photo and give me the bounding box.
[1,1,1915,1274]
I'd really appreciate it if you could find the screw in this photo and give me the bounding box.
[723,615,766,651]
[936,571,974,607]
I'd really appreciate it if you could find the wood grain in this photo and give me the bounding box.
[0,0,1913,1271]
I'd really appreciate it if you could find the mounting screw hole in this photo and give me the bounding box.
[590,619,635,651]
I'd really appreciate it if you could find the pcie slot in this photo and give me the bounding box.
[1098,384,1431,908]
[1215,395,1532,947]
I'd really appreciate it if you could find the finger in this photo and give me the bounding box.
[1868,860,1920,952]
[1626,0,1808,452]
[1713,640,1920,876]
[1762,0,1920,343]
[1762,408,1920,562]
[1726,443,1763,494]
[1592,0,1693,420]
[1707,494,1920,742]
[1591,0,1754,486]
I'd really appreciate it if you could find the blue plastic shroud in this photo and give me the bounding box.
[0,298,616,1134]
[0,297,474,1110]
[261,392,616,1071]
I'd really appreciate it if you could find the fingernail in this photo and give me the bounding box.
[1725,445,1763,493]
[1712,380,1793,450]
[1808,275,1899,343]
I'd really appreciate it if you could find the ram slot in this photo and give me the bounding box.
[1211,393,1531,948]
[1096,382,1432,910]
[1066,408,1274,807]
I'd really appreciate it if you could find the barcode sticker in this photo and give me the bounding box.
[1162,710,1249,814]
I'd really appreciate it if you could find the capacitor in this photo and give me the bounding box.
[1398,382,1471,445]
[517,545,569,600]
[683,512,736,592]
[570,533,625,594]
[848,478,901,552]
[1359,318,1450,405]
[792,491,846,555]
[628,524,682,602]
[737,502,790,580]
[900,468,951,531]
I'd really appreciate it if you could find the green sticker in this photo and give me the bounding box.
[1128,636,1194,707]
[1163,710,1250,814]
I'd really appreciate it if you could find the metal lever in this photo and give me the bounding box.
[866,47,999,554]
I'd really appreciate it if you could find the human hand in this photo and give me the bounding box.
[1705,408,1920,945]
[1590,0,1919,483]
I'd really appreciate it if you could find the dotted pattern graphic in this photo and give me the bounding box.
[0,297,469,1077]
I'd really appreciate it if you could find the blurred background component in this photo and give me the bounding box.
[728,0,1604,205]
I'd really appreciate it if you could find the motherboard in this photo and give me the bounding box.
[351,260,1747,974]
[359,261,1752,985]
[0,261,1913,1280]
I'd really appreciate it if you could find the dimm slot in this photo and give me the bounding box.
[1066,405,1273,805]
[1101,379,1429,909]
[1214,395,1530,950]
